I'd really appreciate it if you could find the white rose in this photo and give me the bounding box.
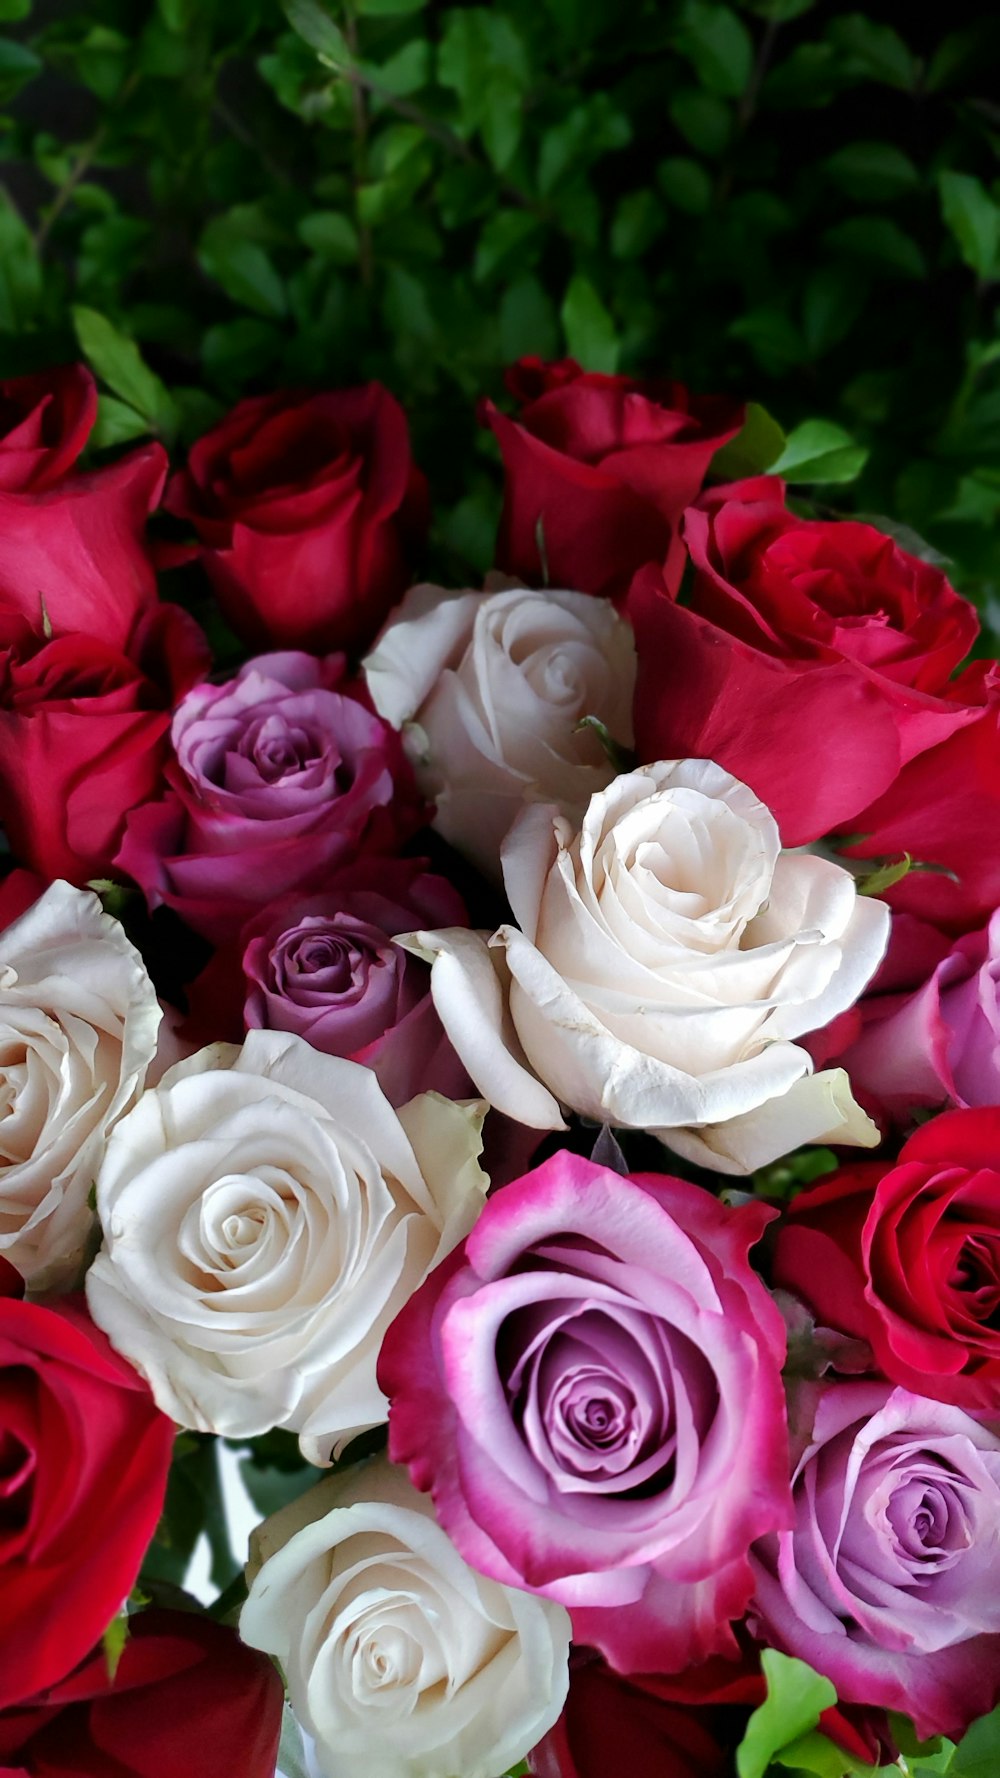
[241,1456,571,1778]
[85,1029,487,1458]
[0,879,160,1288]
[364,580,635,877]
[402,760,891,1174]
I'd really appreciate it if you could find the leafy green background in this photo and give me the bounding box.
[0,0,997,605]
[4,3,1000,1770]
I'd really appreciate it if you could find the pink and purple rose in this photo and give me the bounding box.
[116,650,422,941]
[240,858,471,1104]
[750,1381,1000,1740]
[379,1151,792,1674]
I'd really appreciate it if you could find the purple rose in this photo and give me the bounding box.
[116,651,422,941]
[835,907,1000,1119]
[379,1151,792,1675]
[750,1381,1000,1740]
[240,858,471,1104]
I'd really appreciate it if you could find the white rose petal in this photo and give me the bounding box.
[85,1029,488,1457]
[241,1457,571,1778]
[0,879,161,1287]
[364,581,636,877]
[401,761,890,1173]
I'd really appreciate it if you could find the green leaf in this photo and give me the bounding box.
[735,1650,837,1778]
[101,1610,130,1683]
[474,210,540,282]
[939,172,1000,280]
[669,88,732,157]
[91,395,152,448]
[0,200,42,330]
[824,140,919,203]
[498,274,558,362]
[770,417,869,484]
[772,1728,880,1775]
[823,216,927,279]
[710,400,786,479]
[610,190,665,259]
[202,317,282,386]
[827,14,919,89]
[198,218,287,319]
[0,37,41,100]
[951,1701,1000,1777]
[71,307,178,440]
[356,0,426,12]
[728,306,805,375]
[856,853,913,896]
[0,0,32,17]
[676,3,753,98]
[297,210,359,262]
[282,0,350,66]
[657,156,712,215]
[561,273,618,373]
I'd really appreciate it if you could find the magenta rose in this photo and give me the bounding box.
[240,858,471,1103]
[751,1381,1000,1740]
[116,651,422,942]
[379,1151,791,1674]
[0,364,96,491]
[835,907,1000,1118]
[165,384,428,656]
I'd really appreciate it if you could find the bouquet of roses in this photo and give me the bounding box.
[2,352,1000,1778]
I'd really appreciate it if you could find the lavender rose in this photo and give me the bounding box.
[379,1151,792,1675]
[117,651,421,942]
[836,907,1000,1119]
[750,1381,1000,1740]
[242,859,471,1105]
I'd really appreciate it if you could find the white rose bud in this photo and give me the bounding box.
[402,760,890,1174]
[364,581,635,878]
[0,879,161,1288]
[85,1029,487,1458]
[241,1456,571,1778]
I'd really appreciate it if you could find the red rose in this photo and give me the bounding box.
[166,384,428,655]
[774,1109,1000,1413]
[628,495,982,846]
[0,604,210,884]
[0,1294,174,1708]
[0,1610,283,1778]
[481,357,743,598]
[529,1657,731,1778]
[835,683,1000,932]
[0,365,97,491]
[0,443,167,650]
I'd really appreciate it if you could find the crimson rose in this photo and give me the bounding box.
[0,442,166,651]
[0,1610,283,1778]
[166,384,427,655]
[0,365,96,491]
[629,493,982,847]
[0,605,210,884]
[773,1108,1000,1412]
[0,1279,174,1709]
[481,357,742,598]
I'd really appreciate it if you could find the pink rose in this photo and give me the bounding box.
[240,858,471,1104]
[835,907,1000,1118]
[750,1381,1000,1740]
[379,1151,791,1674]
[117,651,422,942]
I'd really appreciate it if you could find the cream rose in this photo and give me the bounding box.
[363,580,635,877]
[403,760,891,1174]
[241,1456,571,1778]
[85,1029,487,1458]
[0,879,161,1288]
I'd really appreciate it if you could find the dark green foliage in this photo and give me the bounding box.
[0,0,997,600]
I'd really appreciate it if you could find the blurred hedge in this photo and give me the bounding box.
[0,0,998,603]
